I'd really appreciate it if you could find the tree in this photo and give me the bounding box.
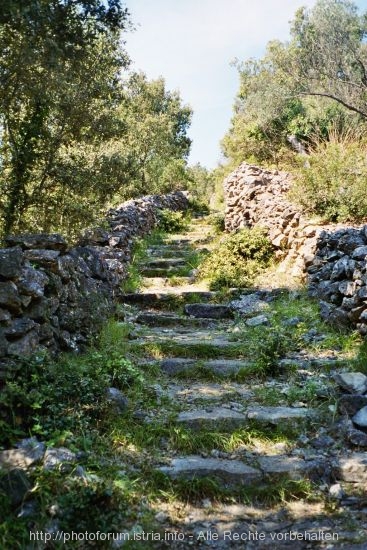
[120,72,192,196]
[288,0,367,119]
[221,0,366,168]
[0,0,130,236]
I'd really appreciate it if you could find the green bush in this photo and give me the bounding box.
[0,322,144,445]
[157,209,189,232]
[208,212,225,233]
[290,136,367,222]
[199,227,273,290]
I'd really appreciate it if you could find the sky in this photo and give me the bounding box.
[124,0,364,169]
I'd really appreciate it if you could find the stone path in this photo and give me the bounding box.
[120,217,367,549]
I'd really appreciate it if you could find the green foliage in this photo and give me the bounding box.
[186,163,215,203]
[208,212,225,233]
[199,227,273,289]
[290,134,367,222]
[220,0,367,171]
[115,72,192,199]
[0,7,193,238]
[0,322,143,445]
[157,209,189,233]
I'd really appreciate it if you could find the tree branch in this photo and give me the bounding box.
[298,91,367,118]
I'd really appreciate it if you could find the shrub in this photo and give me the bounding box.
[290,134,367,222]
[207,212,225,233]
[199,227,273,289]
[157,209,189,232]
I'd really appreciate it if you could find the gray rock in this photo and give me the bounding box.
[106,387,129,412]
[0,281,22,313]
[0,247,23,278]
[258,456,324,480]
[329,483,344,499]
[347,428,367,447]
[5,318,36,338]
[245,314,269,327]
[43,447,76,471]
[352,406,367,428]
[7,329,40,357]
[177,408,246,430]
[247,406,314,424]
[339,394,367,416]
[184,303,233,319]
[5,233,68,251]
[352,246,367,260]
[334,372,367,394]
[24,249,60,267]
[332,453,367,482]
[160,456,262,486]
[0,438,45,471]
[230,293,269,316]
[311,435,335,449]
[17,267,49,298]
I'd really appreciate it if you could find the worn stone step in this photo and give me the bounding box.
[167,383,253,402]
[247,406,316,425]
[160,358,251,376]
[184,303,233,319]
[177,407,246,430]
[140,267,187,277]
[257,455,325,481]
[144,258,187,269]
[159,455,323,488]
[165,238,191,245]
[134,330,245,354]
[135,312,218,328]
[159,456,261,487]
[120,290,216,306]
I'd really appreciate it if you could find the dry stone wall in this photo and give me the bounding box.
[0,191,188,374]
[224,162,367,333]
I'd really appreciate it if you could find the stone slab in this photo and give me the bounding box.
[177,407,246,430]
[160,456,261,486]
[184,303,233,319]
[160,358,250,376]
[247,406,314,424]
[258,455,324,480]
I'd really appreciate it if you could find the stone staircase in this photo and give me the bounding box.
[120,217,367,549]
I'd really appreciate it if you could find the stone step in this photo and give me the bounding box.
[177,407,246,430]
[134,330,244,352]
[160,358,251,376]
[140,267,187,277]
[184,303,233,319]
[159,456,261,487]
[176,405,315,431]
[144,258,187,269]
[135,312,219,328]
[159,455,324,487]
[247,406,316,426]
[120,290,216,306]
[167,383,253,402]
[257,455,324,481]
[165,238,191,245]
